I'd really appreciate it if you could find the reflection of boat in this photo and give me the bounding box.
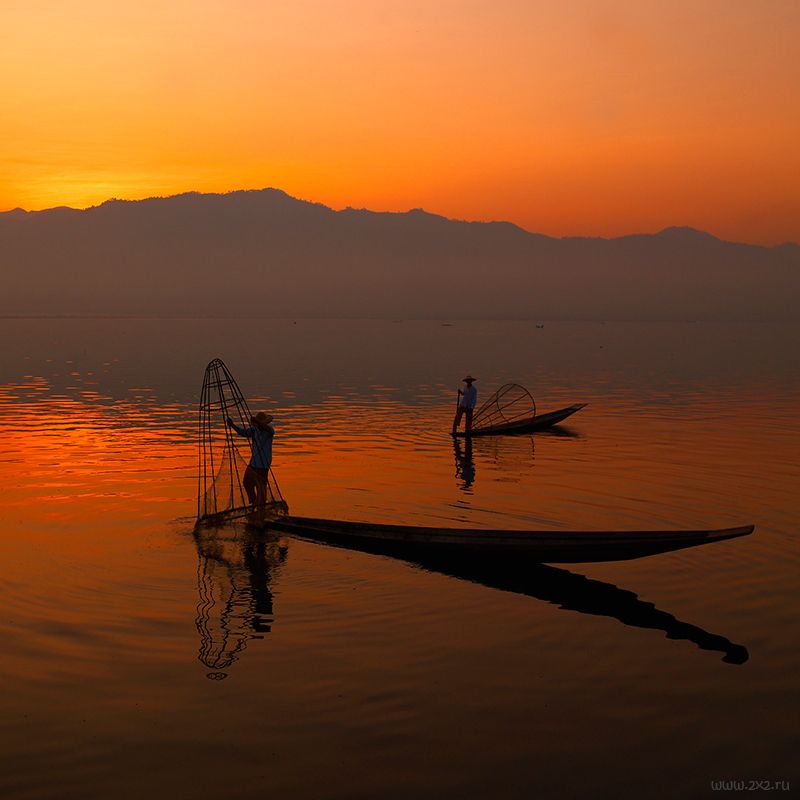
[402,550,749,664]
[266,516,753,563]
[453,403,587,437]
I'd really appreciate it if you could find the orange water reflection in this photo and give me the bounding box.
[1,321,800,800]
[0,388,195,529]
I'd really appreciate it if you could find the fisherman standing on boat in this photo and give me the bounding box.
[452,375,477,435]
[226,411,274,507]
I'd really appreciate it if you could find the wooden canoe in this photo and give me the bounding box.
[453,403,588,437]
[265,515,753,563]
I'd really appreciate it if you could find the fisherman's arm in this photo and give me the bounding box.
[226,417,250,436]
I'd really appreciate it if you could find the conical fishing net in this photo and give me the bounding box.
[197,358,288,522]
[470,383,536,432]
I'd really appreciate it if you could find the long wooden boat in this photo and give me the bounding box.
[265,515,753,563]
[453,403,588,437]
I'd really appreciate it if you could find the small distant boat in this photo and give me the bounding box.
[453,402,587,437]
[266,516,753,563]
[452,383,586,438]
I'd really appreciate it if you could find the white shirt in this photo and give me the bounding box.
[461,384,477,409]
[232,423,274,469]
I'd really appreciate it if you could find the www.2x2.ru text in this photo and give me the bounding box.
[711,781,790,791]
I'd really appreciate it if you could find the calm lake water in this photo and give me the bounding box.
[0,318,798,800]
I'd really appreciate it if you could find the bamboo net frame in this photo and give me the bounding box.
[197,358,287,523]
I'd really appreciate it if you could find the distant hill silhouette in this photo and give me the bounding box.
[1,189,798,320]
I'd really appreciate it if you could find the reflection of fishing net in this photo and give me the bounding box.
[197,358,288,522]
[471,384,536,432]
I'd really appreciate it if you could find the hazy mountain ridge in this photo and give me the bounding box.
[1,189,798,320]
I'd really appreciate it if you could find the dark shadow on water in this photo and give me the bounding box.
[537,423,582,439]
[188,521,749,671]
[192,522,288,677]
[285,535,748,665]
[412,551,749,664]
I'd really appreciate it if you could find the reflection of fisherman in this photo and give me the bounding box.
[194,523,289,675]
[453,437,476,491]
[452,375,477,435]
[226,412,274,507]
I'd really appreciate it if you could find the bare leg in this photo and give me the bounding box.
[254,471,268,505]
[244,466,269,506]
[243,466,259,506]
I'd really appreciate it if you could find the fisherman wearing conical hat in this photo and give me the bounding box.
[226,411,275,507]
[452,375,477,435]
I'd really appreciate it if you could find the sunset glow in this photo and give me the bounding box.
[2,0,798,244]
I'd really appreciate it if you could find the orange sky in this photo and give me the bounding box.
[2,0,798,245]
